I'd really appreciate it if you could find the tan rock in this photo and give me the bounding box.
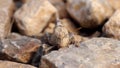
[67,0,113,28]
[49,0,68,18]
[61,18,78,34]
[103,10,120,40]
[40,38,120,68]
[0,0,15,39]
[0,36,41,63]
[14,0,57,36]
[0,60,36,68]
[44,22,55,33]
[107,0,120,10]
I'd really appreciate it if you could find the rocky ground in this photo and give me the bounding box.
[0,0,120,68]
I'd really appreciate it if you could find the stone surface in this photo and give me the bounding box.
[66,0,113,28]
[0,36,41,63]
[61,18,78,34]
[0,0,15,39]
[49,0,68,18]
[40,38,120,68]
[14,0,57,36]
[107,0,120,10]
[103,10,120,40]
[0,60,36,68]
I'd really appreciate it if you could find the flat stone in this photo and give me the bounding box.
[0,35,41,63]
[0,0,15,39]
[0,60,36,68]
[14,0,57,36]
[40,38,120,68]
[66,0,113,28]
[103,10,120,40]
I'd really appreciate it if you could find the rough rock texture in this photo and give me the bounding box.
[49,0,68,18]
[67,0,113,28]
[103,10,120,40]
[40,38,120,68]
[0,0,15,39]
[0,36,41,63]
[14,0,57,36]
[107,0,120,10]
[0,60,36,68]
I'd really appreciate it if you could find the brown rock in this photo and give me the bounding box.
[66,0,113,28]
[0,36,41,63]
[49,0,68,18]
[0,0,15,39]
[14,0,57,36]
[103,10,120,40]
[0,60,36,68]
[21,0,29,3]
[107,0,120,10]
[40,38,120,68]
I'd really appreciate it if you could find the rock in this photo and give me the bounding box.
[66,0,113,28]
[44,22,55,33]
[49,0,68,18]
[103,10,120,40]
[107,0,120,10]
[0,0,15,39]
[40,38,120,68]
[61,18,78,34]
[0,36,41,63]
[7,32,22,39]
[0,60,36,68]
[14,0,57,36]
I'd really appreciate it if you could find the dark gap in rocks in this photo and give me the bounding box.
[30,46,43,67]
[63,0,67,3]
[13,0,23,9]
[11,21,19,33]
[68,14,81,29]
[98,19,108,32]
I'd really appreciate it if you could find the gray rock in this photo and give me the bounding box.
[40,38,120,68]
